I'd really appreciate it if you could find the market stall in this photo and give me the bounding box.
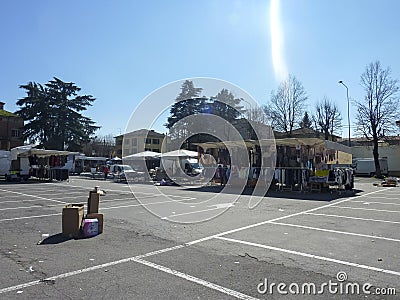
[273,138,353,192]
[194,137,353,192]
[15,148,71,181]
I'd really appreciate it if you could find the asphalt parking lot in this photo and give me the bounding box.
[0,177,399,299]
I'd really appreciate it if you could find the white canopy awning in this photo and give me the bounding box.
[12,147,71,159]
[124,151,160,159]
[160,149,198,158]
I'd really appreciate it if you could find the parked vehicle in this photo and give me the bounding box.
[352,157,388,176]
[0,149,31,181]
[0,150,11,179]
[108,164,145,182]
[161,157,203,177]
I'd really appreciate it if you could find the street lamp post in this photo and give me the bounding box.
[338,80,351,147]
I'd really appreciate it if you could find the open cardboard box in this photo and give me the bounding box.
[62,204,84,238]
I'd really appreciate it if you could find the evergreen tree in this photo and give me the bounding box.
[211,88,243,122]
[165,80,203,139]
[299,112,313,129]
[16,77,99,151]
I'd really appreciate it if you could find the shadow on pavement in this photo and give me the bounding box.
[181,185,362,201]
[38,233,99,244]
[38,233,72,244]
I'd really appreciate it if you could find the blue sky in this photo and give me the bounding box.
[1,0,399,139]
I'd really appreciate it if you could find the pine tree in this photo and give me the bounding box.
[212,88,243,122]
[299,112,313,129]
[165,80,203,139]
[16,77,99,151]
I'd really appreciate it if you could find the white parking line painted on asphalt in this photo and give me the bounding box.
[0,201,164,222]
[0,187,392,295]
[101,199,190,211]
[132,258,259,300]
[0,243,257,300]
[185,188,392,246]
[0,213,61,222]
[0,194,31,198]
[161,207,223,220]
[0,244,185,295]
[215,236,400,277]
[0,204,60,211]
[331,206,400,213]
[98,198,135,203]
[0,189,67,204]
[367,196,400,200]
[304,212,400,224]
[269,221,400,242]
[0,199,49,204]
[350,200,400,206]
[34,191,86,196]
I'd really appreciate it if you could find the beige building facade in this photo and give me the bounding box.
[114,129,166,157]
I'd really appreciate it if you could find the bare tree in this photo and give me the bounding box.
[356,61,400,177]
[315,97,342,140]
[264,74,308,135]
[83,134,115,158]
[246,106,269,124]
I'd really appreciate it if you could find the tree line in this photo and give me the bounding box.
[13,61,400,177]
[165,61,400,177]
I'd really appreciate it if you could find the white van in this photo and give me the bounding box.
[161,158,203,177]
[0,150,11,178]
[352,157,388,176]
[108,164,145,182]
[0,150,30,180]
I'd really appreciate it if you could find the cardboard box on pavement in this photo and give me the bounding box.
[62,204,84,238]
[88,191,100,214]
[82,218,98,237]
[86,213,104,234]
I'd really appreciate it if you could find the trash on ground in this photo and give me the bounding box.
[61,187,105,239]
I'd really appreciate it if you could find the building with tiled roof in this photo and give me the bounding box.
[0,102,24,150]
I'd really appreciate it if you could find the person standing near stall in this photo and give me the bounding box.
[103,165,109,180]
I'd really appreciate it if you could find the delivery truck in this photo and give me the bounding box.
[0,150,11,179]
[0,149,30,181]
[352,157,388,176]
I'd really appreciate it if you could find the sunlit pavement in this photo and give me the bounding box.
[0,177,398,299]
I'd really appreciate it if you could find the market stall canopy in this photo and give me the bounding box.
[194,140,261,150]
[75,155,108,161]
[274,138,325,148]
[123,151,160,159]
[111,156,122,161]
[12,148,71,159]
[160,149,198,158]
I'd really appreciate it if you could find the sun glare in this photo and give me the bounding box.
[270,0,288,81]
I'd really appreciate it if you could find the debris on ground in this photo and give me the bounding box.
[373,177,398,187]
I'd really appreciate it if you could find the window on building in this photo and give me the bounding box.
[11,129,21,138]
[132,138,137,146]
[145,138,151,144]
[145,148,151,151]
[152,139,160,144]
[124,138,130,145]
[117,140,123,146]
